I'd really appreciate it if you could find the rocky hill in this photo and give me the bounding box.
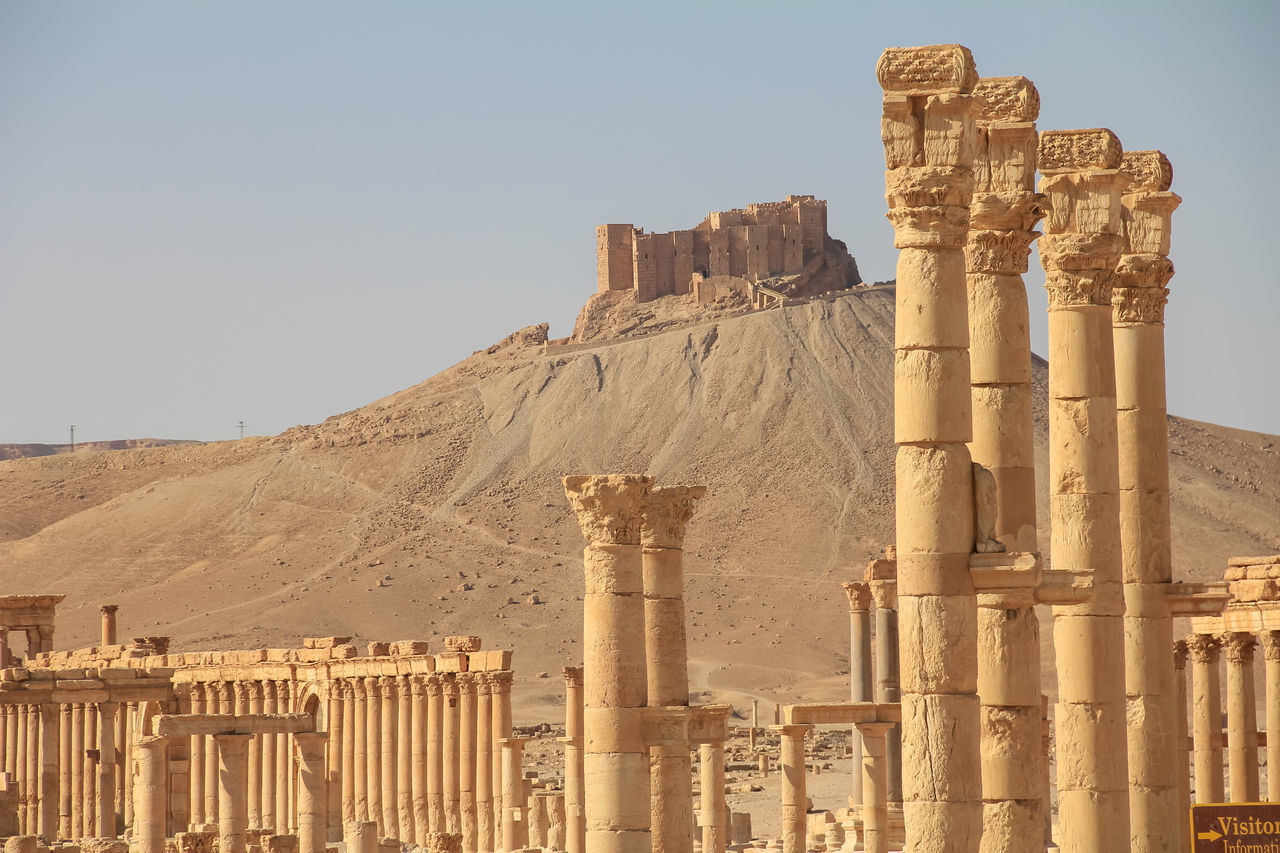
[0,438,200,461]
[0,289,1276,720]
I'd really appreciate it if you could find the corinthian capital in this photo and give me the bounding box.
[1184,633,1220,664]
[1221,631,1257,664]
[563,474,651,545]
[1261,631,1280,662]
[641,485,707,549]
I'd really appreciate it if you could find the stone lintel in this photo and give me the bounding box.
[1166,582,1231,617]
[1038,129,1123,174]
[876,44,978,95]
[641,706,689,747]
[1035,569,1094,606]
[784,702,900,726]
[154,713,316,737]
[686,703,732,745]
[969,551,1040,592]
[973,76,1039,123]
[1227,554,1280,569]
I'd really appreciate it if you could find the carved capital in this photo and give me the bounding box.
[1222,631,1258,664]
[563,474,652,545]
[1039,233,1125,273]
[214,681,233,703]
[1114,254,1175,291]
[968,191,1044,233]
[884,164,975,248]
[488,670,514,693]
[247,680,263,701]
[377,675,397,697]
[641,485,707,548]
[1185,633,1220,664]
[99,604,119,616]
[351,678,366,699]
[877,44,977,95]
[1121,150,1173,193]
[439,672,458,694]
[456,672,477,693]
[973,76,1039,123]
[562,666,583,686]
[965,228,1039,275]
[1111,285,1169,325]
[870,580,898,611]
[408,675,428,697]
[1173,639,1188,670]
[424,674,444,698]
[1044,270,1116,309]
[1038,129,1123,175]
[842,581,872,612]
[1261,631,1280,662]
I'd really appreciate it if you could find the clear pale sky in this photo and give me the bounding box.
[2,1,1276,444]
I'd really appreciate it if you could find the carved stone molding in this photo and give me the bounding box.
[1111,285,1169,325]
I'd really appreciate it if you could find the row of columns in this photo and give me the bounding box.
[842,577,902,814]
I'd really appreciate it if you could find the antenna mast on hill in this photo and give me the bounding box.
[69,425,75,454]
[238,421,245,440]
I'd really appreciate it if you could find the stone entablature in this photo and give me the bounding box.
[596,195,829,301]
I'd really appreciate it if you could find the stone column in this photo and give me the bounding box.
[498,737,528,853]
[1263,632,1280,802]
[275,681,290,832]
[1038,126,1132,849]
[4,703,15,780]
[59,704,72,838]
[410,676,429,843]
[773,724,811,853]
[96,701,117,837]
[24,705,37,833]
[1187,634,1224,802]
[442,673,460,834]
[1112,149,1183,853]
[262,680,278,833]
[855,721,895,853]
[14,704,26,832]
[39,703,59,838]
[294,732,329,853]
[247,682,263,831]
[842,581,873,809]
[488,671,512,843]
[38,625,54,654]
[115,702,126,828]
[379,675,399,837]
[99,604,119,647]
[475,674,494,853]
[397,675,413,843]
[208,683,229,825]
[340,680,357,832]
[877,44,983,850]
[563,474,652,853]
[70,703,84,837]
[560,667,585,853]
[459,673,478,853]
[364,676,383,835]
[868,574,902,804]
[353,677,369,823]
[0,626,9,668]
[190,684,207,829]
[642,485,704,853]
[1174,640,1191,853]
[426,674,445,833]
[1223,631,1259,801]
[122,703,134,832]
[133,735,167,853]
[698,741,726,853]
[216,733,252,853]
[83,702,96,835]
[330,682,347,842]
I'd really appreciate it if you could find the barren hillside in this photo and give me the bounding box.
[1,289,1276,720]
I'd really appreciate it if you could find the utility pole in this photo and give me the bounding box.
[238,420,245,440]
[69,425,76,454]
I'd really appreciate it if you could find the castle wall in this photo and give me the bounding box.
[596,225,635,293]
[746,225,770,282]
[673,231,696,296]
[633,232,658,302]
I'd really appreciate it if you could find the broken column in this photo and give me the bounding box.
[855,721,895,853]
[698,741,725,853]
[877,43,983,850]
[560,667,585,853]
[498,737,528,852]
[1113,148,1183,853]
[563,474,652,853]
[1186,633,1224,802]
[1038,126,1132,847]
[1223,631,1259,801]
[99,605,119,647]
[642,485,705,853]
[841,581,873,810]
[773,724,811,853]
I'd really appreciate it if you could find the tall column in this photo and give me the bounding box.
[96,701,117,837]
[442,673,460,834]
[364,676,382,835]
[475,674,494,853]
[877,44,983,851]
[4,703,15,780]
[70,704,84,837]
[773,724,811,853]
[842,582,873,810]
[115,701,126,828]
[1174,641,1192,853]
[1186,634,1224,803]
[459,673,478,853]
[206,685,221,826]
[856,722,895,853]
[123,703,134,832]
[563,474,652,853]
[498,737,528,853]
[379,675,400,837]
[488,671,512,842]
[341,680,357,831]
[294,732,329,853]
[426,674,445,832]
[99,604,119,646]
[190,684,207,829]
[262,680,278,833]
[353,677,369,823]
[329,682,346,842]
[59,704,72,838]
[642,485,704,853]
[1223,631,1259,801]
[83,702,96,835]
[397,675,413,843]
[15,704,27,832]
[560,667,585,853]
[869,576,902,804]
[38,704,57,838]
[216,733,252,853]
[1263,632,1280,802]
[274,681,290,833]
[1038,126,1132,850]
[133,736,167,853]
[698,741,726,853]
[18,704,31,832]
[246,682,263,830]
[1112,148,1183,853]
[410,676,429,844]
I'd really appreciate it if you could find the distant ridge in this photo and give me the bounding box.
[0,438,202,461]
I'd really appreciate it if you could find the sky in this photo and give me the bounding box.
[1,1,1277,444]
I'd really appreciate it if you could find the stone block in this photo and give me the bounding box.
[900,693,982,802]
[898,594,978,693]
[1054,700,1129,792]
[329,644,357,659]
[366,642,390,657]
[389,641,430,657]
[900,800,982,853]
[443,636,481,653]
[583,753,650,831]
[434,652,467,673]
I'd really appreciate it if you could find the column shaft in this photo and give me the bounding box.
[295,732,329,853]
[561,668,585,853]
[410,677,429,844]
[353,679,369,823]
[1264,633,1280,801]
[458,674,478,853]
[97,701,117,837]
[247,683,263,830]
[70,704,84,837]
[857,722,894,853]
[379,676,399,837]
[216,734,252,853]
[342,680,357,831]
[190,686,206,829]
[426,675,445,833]
[442,673,461,834]
[262,681,278,833]
[397,676,413,843]
[489,671,512,843]
[1224,632,1260,801]
[59,704,72,839]
[844,583,873,809]
[364,677,382,834]
[1188,635,1224,803]
[133,736,167,853]
[699,742,725,853]
[476,676,494,853]
[1174,642,1191,853]
[774,725,811,853]
[39,704,59,838]
[499,738,527,852]
[329,684,345,842]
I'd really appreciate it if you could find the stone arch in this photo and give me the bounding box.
[135,699,164,739]
[296,681,326,730]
